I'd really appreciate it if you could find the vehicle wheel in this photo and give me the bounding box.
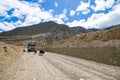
[34,50,37,53]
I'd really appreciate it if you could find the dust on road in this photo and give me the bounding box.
[1,52,120,80]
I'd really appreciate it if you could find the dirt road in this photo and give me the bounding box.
[1,52,120,80]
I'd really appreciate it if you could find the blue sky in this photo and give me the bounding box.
[0,0,120,32]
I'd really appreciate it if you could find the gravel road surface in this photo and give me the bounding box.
[1,52,120,80]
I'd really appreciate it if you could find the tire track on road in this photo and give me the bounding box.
[44,52,120,80]
[47,52,120,79]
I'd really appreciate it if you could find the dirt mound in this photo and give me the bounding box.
[0,42,22,73]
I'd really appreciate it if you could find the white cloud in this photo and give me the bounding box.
[49,9,54,13]
[0,0,69,31]
[0,0,119,31]
[38,0,43,3]
[12,8,23,18]
[0,31,2,33]
[21,15,41,27]
[14,20,23,26]
[0,0,63,31]
[57,9,67,20]
[76,0,90,14]
[63,9,67,14]
[0,0,12,16]
[87,3,120,29]
[92,0,115,12]
[76,1,90,11]
[67,3,120,29]
[38,11,53,20]
[54,2,58,7]
[105,0,115,8]
[0,0,43,18]
[82,9,90,15]
[66,19,86,27]
[53,9,68,24]
[0,22,16,31]
[54,18,65,24]
[70,10,76,16]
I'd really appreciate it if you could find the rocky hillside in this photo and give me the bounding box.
[46,26,120,48]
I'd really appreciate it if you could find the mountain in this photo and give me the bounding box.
[0,21,94,43]
[0,21,100,36]
[71,26,89,33]
[0,21,119,45]
[104,24,120,30]
[71,27,100,33]
[0,21,76,36]
[88,28,99,31]
[0,21,119,37]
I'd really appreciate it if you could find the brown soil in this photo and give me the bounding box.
[45,47,120,67]
[0,42,22,74]
[1,52,120,80]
